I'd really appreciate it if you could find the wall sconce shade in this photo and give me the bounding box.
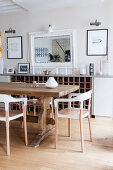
[90,19,101,26]
[5,28,16,33]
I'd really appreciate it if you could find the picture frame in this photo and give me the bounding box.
[7,67,14,74]
[87,29,108,56]
[18,63,30,74]
[7,36,23,59]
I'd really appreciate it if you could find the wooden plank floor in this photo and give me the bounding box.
[0,118,113,170]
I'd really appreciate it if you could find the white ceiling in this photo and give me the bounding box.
[0,0,105,14]
[14,0,105,11]
[0,0,27,13]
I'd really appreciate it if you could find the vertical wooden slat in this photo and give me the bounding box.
[79,77,80,93]
[68,77,69,85]
[55,107,58,149]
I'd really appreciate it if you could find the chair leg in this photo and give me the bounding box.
[22,105,28,129]
[51,97,54,119]
[79,111,84,152]
[22,107,28,129]
[33,104,36,116]
[27,108,29,115]
[68,118,71,137]
[6,112,10,156]
[88,115,92,142]
[23,106,28,146]
[55,107,58,149]
[21,121,24,129]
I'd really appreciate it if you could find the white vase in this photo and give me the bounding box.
[45,77,58,88]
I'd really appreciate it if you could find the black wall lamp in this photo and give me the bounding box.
[90,19,101,26]
[5,28,16,33]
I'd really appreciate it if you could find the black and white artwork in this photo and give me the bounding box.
[18,63,30,74]
[87,29,108,56]
[7,36,23,59]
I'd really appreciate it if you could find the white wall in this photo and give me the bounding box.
[0,0,113,75]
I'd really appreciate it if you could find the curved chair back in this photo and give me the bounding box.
[71,90,92,102]
[0,94,27,111]
[70,90,92,110]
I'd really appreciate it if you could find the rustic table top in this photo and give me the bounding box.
[0,82,79,97]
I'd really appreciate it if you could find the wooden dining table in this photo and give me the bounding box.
[0,82,79,147]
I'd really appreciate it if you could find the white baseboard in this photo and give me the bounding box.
[95,116,112,120]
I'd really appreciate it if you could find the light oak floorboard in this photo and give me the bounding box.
[0,119,113,170]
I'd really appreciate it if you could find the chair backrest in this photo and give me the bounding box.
[0,94,27,111]
[70,90,92,111]
[0,94,16,111]
[71,90,92,102]
[0,94,13,103]
[54,90,92,110]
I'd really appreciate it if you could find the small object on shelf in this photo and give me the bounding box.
[45,77,58,88]
[33,81,37,87]
[14,69,16,74]
[89,63,94,75]
[43,70,51,75]
[99,58,103,75]
[55,68,59,74]
[31,81,39,88]
[48,24,54,32]
[65,67,67,75]
[65,50,71,62]
[7,67,14,74]
[80,65,87,75]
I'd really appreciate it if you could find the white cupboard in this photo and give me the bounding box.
[94,78,113,118]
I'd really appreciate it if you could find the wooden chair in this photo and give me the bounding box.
[54,90,92,152]
[0,94,28,156]
[27,98,38,116]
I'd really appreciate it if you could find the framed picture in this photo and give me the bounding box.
[18,63,30,74]
[7,36,23,59]
[7,67,14,74]
[87,29,108,56]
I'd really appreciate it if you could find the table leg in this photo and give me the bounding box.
[30,97,54,147]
